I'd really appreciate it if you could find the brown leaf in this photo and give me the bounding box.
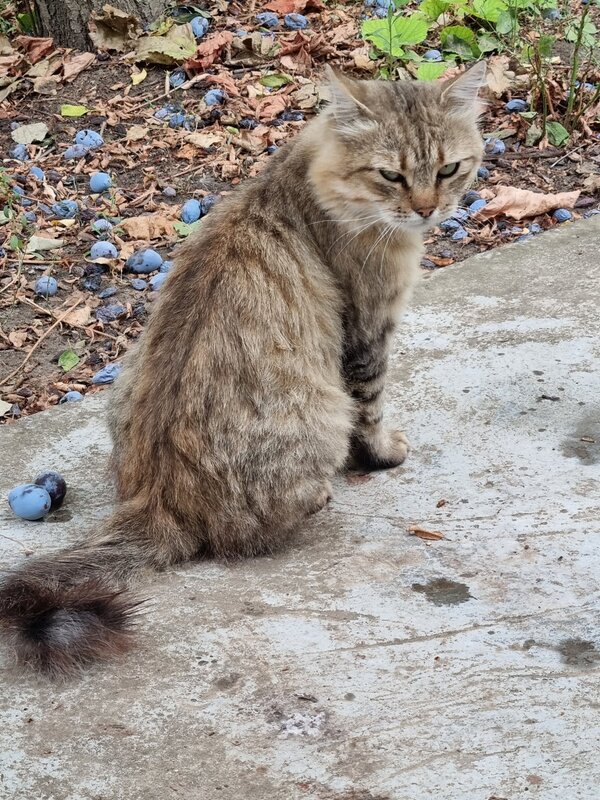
[256,93,287,121]
[205,71,239,96]
[126,124,149,141]
[476,186,581,221]
[89,5,142,52]
[120,213,176,240]
[425,255,454,267]
[62,51,96,82]
[265,0,324,11]
[185,31,233,70]
[8,330,28,348]
[59,306,92,328]
[280,48,311,74]
[408,526,445,541]
[186,131,223,148]
[583,174,600,193]
[0,35,14,55]
[352,46,376,72]
[14,36,54,63]
[330,22,358,46]
[484,55,512,97]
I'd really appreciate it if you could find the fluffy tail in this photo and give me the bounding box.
[0,501,187,678]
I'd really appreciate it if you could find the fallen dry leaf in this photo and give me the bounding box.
[8,330,28,348]
[484,55,512,97]
[62,51,96,82]
[330,22,358,46]
[265,0,324,11]
[583,174,600,193]
[55,303,92,328]
[185,31,233,70]
[89,5,142,52]
[120,213,176,240]
[476,186,581,220]
[14,36,54,63]
[186,131,223,148]
[408,526,445,541]
[126,124,149,141]
[255,93,287,121]
[205,71,239,96]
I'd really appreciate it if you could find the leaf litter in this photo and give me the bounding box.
[0,0,599,421]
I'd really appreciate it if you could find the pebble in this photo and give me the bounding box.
[162,186,177,198]
[131,278,147,291]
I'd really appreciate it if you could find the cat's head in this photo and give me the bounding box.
[311,63,486,233]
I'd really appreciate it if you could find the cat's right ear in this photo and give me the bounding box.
[324,66,377,134]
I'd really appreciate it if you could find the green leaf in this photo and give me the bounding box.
[477,33,501,52]
[496,10,516,35]
[440,25,479,59]
[362,14,429,57]
[58,350,80,372]
[260,73,293,88]
[546,121,569,147]
[419,0,453,20]
[17,12,34,32]
[472,0,507,23]
[519,111,537,120]
[8,234,22,251]
[174,220,201,237]
[60,104,89,117]
[417,61,450,80]
[537,34,555,59]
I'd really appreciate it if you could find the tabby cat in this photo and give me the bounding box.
[0,62,486,676]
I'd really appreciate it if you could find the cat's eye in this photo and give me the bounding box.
[379,169,407,185]
[438,162,460,178]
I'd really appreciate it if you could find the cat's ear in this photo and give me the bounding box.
[324,66,377,134]
[441,60,487,118]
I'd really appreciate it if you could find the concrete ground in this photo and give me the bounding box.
[1,217,599,800]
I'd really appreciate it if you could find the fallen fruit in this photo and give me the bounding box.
[59,391,84,403]
[485,138,506,156]
[34,471,67,511]
[63,144,89,160]
[92,218,113,234]
[469,198,487,214]
[149,272,167,291]
[160,260,174,273]
[553,208,572,223]
[74,129,104,150]
[256,11,279,28]
[10,144,29,161]
[284,13,309,29]
[201,194,219,214]
[181,199,202,223]
[477,166,490,180]
[90,241,118,260]
[169,69,186,89]
[89,172,112,193]
[131,278,147,290]
[505,99,529,113]
[29,166,45,181]
[440,218,461,232]
[452,226,468,240]
[126,248,163,273]
[91,363,122,384]
[35,276,58,296]
[191,16,209,38]
[204,88,226,107]
[423,49,442,61]
[96,303,127,323]
[463,190,481,206]
[8,484,51,521]
[52,199,79,219]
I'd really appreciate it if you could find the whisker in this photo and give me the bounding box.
[327,217,383,258]
[358,224,392,280]
[309,213,383,227]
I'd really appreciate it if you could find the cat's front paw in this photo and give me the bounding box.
[349,428,410,472]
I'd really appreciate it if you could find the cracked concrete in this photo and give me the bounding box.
[1,217,599,800]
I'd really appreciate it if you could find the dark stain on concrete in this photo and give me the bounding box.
[561,411,600,465]
[411,578,472,606]
[45,508,73,523]
[557,638,600,667]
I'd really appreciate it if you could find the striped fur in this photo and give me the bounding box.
[0,65,485,675]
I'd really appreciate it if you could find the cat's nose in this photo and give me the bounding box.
[414,206,436,218]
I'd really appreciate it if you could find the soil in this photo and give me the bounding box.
[0,3,599,421]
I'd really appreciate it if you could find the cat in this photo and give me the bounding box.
[0,62,486,677]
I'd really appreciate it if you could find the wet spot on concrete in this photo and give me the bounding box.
[411,578,472,606]
[557,638,600,667]
[561,411,600,465]
[213,673,241,690]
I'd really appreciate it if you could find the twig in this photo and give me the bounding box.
[0,277,18,296]
[550,143,590,168]
[0,532,34,556]
[19,296,118,341]
[484,148,563,162]
[0,298,83,387]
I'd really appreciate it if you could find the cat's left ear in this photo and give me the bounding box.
[441,60,487,118]
[324,65,377,134]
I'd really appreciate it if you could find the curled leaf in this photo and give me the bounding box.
[408,526,445,541]
[476,186,580,220]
